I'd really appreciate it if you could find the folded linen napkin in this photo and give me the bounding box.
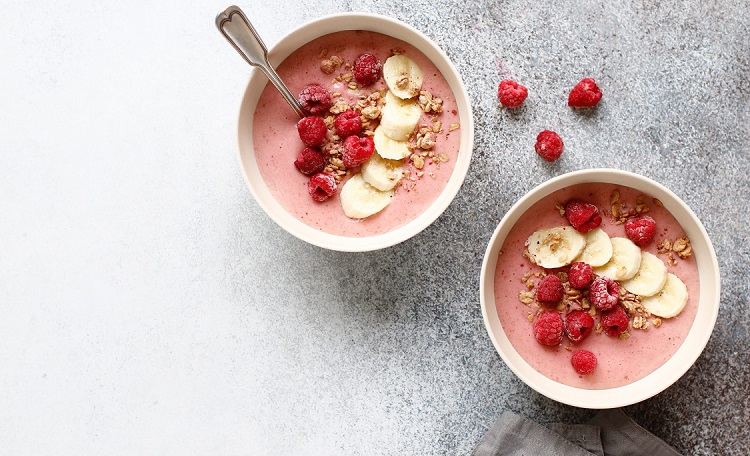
[472,409,682,456]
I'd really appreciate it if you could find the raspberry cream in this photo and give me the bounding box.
[252,30,461,237]
[493,183,699,390]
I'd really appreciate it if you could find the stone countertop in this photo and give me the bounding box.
[1,0,747,454]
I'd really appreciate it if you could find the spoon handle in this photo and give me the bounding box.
[216,5,306,118]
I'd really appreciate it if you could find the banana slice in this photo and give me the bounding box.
[574,228,613,267]
[361,151,404,191]
[526,226,587,269]
[339,174,394,219]
[373,126,411,159]
[621,252,668,297]
[382,54,423,99]
[379,91,422,141]
[641,273,689,318]
[593,237,642,281]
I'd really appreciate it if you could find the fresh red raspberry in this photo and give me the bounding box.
[296,116,328,147]
[294,147,325,175]
[601,305,629,337]
[534,130,564,162]
[564,199,602,233]
[334,110,362,137]
[537,275,564,304]
[533,312,564,346]
[298,84,332,116]
[571,350,597,375]
[353,53,382,86]
[589,276,620,311]
[564,310,595,343]
[307,172,337,202]
[497,79,528,108]
[625,215,657,247]
[568,262,594,289]
[568,78,603,108]
[342,135,375,168]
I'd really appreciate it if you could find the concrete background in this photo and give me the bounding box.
[1,0,748,454]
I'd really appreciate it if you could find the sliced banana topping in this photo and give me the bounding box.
[593,237,642,281]
[361,151,404,191]
[526,226,587,269]
[339,174,394,219]
[621,252,668,297]
[574,228,613,267]
[373,125,411,160]
[382,54,423,100]
[379,91,422,141]
[641,273,689,318]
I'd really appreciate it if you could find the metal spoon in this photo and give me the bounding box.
[216,5,306,118]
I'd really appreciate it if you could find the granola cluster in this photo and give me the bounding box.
[608,189,652,224]
[657,237,693,266]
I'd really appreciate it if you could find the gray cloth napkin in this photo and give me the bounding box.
[473,409,682,456]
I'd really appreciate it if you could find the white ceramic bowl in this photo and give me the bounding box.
[479,169,720,408]
[235,13,473,251]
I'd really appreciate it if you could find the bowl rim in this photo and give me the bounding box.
[479,168,720,408]
[235,12,474,252]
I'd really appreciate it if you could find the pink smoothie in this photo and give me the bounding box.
[253,30,462,237]
[493,183,699,389]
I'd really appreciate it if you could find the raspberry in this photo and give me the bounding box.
[537,275,564,304]
[568,262,594,289]
[334,110,362,137]
[534,130,564,162]
[625,215,657,247]
[353,53,382,86]
[564,199,602,233]
[601,305,629,337]
[571,350,597,375]
[298,84,332,116]
[307,172,337,202]
[564,310,595,343]
[294,147,325,175]
[497,79,528,108]
[297,116,328,147]
[342,135,375,168]
[533,312,564,346]
[589,276,620,311]
[568,78,603,108]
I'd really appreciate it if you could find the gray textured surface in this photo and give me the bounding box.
[1,0,748,454]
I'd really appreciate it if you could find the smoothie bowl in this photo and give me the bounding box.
[479,169,720,408]
[235,13,473,251]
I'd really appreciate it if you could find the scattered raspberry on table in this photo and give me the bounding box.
[534,130,564,162]
[568,78,603,108]
[497,79,528,108]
